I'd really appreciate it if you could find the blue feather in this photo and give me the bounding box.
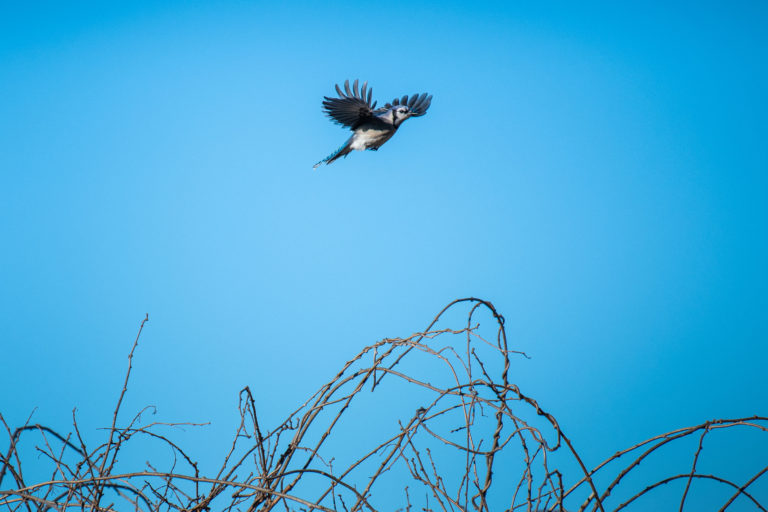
[313,137,352,169]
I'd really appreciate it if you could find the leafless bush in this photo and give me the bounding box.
[1,298,766,511]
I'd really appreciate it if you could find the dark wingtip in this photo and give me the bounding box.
[407,92,432,116]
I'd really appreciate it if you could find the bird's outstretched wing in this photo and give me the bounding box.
[384,92,433,116]
[322,79,378,129]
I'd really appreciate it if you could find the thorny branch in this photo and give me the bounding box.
[0,299,765,511]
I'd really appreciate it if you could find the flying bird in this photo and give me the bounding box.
[314,79,433,168]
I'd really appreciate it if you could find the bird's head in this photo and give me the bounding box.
[391,105,413,126]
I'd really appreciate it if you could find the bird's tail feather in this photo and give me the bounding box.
[314,138,353,169]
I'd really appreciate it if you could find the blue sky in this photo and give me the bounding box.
[1,1,767,509]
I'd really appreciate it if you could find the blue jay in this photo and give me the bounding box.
[314,79,433,168]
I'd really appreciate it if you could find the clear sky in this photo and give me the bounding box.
[1,1,767,510]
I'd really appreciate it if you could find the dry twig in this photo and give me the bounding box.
[1,299,765,511]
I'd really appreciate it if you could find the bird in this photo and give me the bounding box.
[314,79,433,168]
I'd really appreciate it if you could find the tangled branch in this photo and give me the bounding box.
[1,299,765,511]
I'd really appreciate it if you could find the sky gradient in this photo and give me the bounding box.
[1,1,767,509]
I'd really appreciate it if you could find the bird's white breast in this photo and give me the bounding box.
[350,127,394,151]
